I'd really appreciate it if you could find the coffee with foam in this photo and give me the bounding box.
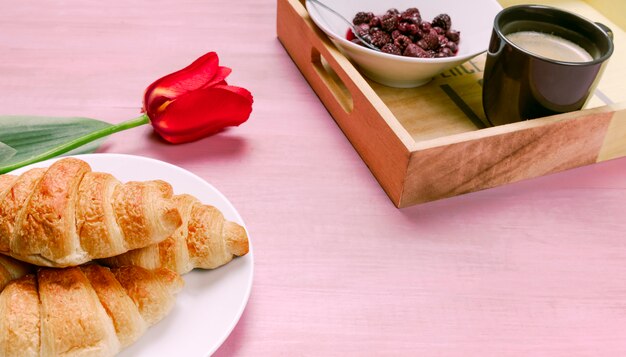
[506,31,593,62]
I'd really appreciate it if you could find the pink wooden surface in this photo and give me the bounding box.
[2,0,626,355]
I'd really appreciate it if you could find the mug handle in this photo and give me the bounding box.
[595,22,613,41]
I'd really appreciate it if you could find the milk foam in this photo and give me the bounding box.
[507,31,593,62]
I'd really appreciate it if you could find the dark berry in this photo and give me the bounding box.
[381,43,402,55]
[401,8,421,25]
[394,35,412,50]
[355,23,370,37]
[369,16,381,28]
[403,43,419,57]
[405,15,422,25]
[419,29,439,50]
[439,47,453,56]
[401,7,420,19]
[370,30,391,48]
[446,41,458,53]
[406,23,420,36]
[381,13,399,32]
[432,13,452,31]
[411,31,422,42]
[446,29,460,43]
[353,12,374,26]
[403,43,432,58]
[349,7,460,58]
[438,35,449,47]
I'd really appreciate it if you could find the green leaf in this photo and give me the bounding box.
[0,116,112,174]
[0,141,17,162]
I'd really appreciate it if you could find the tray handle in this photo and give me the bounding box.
[310,47,354,114]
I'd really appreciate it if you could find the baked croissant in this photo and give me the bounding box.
[0,254,33,290]
[0,264,183,357]
[0,158,182,267]
[102,194,249,274]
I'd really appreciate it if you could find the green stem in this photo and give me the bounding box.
[1,114,149,173]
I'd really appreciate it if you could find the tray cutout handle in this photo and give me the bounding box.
[311,48,354,113]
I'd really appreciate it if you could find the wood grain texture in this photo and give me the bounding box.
[598,104,626,161]
[401,110,613,206]
[2,0,626,356]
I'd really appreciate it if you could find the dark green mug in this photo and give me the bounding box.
[482,5,614,126]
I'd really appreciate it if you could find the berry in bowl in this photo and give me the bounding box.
[306,0,502,88]
[349,9,461,59]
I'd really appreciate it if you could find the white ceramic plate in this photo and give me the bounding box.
[11,153,254,357]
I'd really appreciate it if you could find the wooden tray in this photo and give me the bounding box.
[277,0,626,207]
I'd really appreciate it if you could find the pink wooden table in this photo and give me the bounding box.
[2,0,626,355]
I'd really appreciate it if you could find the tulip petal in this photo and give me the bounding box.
[204,66,232,88]
[150,86,253,144]
[144,52,229,118]
[213,84,253,103]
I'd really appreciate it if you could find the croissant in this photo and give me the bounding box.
[102,194,249,274]
[0,264,183,357]
[0,158,182,267]
[0,254,33,291]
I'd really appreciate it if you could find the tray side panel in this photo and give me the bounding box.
[598,108,626,161]
[400,107,618,206]
[277,0,412,206]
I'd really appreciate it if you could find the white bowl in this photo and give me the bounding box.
[306,0,502,88]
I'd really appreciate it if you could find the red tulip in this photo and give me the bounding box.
[0,52,256,173]
[143,52,253,144]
